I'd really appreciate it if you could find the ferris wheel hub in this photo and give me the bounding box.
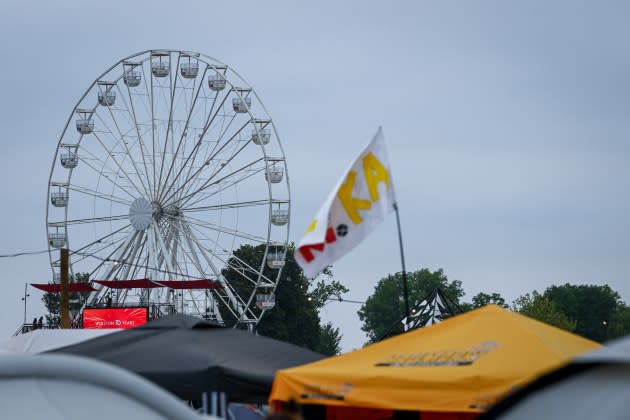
[129,197,152,231]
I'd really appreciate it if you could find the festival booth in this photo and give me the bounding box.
[270,305,600,420]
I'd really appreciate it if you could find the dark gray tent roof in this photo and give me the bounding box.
[49,315,323,402]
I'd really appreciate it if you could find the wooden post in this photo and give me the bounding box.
[60,248,70,329]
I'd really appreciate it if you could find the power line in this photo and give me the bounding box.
[325,297,365,305]
[0,250,49,258]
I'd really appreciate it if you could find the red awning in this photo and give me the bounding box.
[155,280,223,289]
[93,279,223,289]
[93,279,160,289]
[31,283,96,293]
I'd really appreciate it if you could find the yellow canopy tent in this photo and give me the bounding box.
[270,305,600,420]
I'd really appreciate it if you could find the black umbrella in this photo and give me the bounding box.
[49,314,324,402]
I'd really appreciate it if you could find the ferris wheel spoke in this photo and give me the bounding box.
[186,222,274,287]
[50,223,132,268]
[162,223,187,280]
[148,220,183,280]
[177,221,249,318]
[163,218,217,276]
[72,148,139,201]
[103,230,143,280]
[165,219,239,310]
[174,157,264,209]
[50,214,128,226]
[153,220,182,280]
[158,65,209,204]
[180,199,273,213]
[164,124,253,206]
[155,53,181,201]
[176,159,266,210]
[159,219,177,272]
[71,224,133,255]
[116,230,145,281]
[176,115,247,199]
[118,83,155,198]
[150,62,158,199]
[64,182,132,206]
[173,213,269,244]
[133,62,157,197]
[87,229,137,280]
[95,100,152,198]
[128,235,149,280]
[171,83,223,194]
[153,220,174,270]
[148,221,226,316]
[187,85,235,161]
[157,87,233,204]
[87,231,142,306]
[89,131,149,198]
[186,221,267,280]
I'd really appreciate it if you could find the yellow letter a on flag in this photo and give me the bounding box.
[363,152,390,202]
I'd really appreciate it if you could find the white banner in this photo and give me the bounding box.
[296,127,396,278]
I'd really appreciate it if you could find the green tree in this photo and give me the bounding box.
[543,284,621,342]
[470,292,508,308]
[42,292,61,327]
[222,244,347,352]
[512,291,577,332]
[358,268,465,344]
[606,304,630,339]
[42,272,91,327]
[315,322,343,356]
[309,278,349,310]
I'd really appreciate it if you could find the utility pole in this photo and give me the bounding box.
[60,248,70,329]
[20,283,30,325]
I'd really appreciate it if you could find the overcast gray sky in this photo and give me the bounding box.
[0,0,628,350]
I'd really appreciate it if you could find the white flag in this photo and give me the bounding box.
[296,127,396,278]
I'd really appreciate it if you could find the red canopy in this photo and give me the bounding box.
[93,279,160,289]
[93,279,223,289]
[154,280,223,289]
[31,283,96,293]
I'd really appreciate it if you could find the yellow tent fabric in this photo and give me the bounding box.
[270,305,600,415]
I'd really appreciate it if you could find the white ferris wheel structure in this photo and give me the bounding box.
[45,49,290,328]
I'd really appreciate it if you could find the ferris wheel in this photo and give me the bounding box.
[45,49,290,327]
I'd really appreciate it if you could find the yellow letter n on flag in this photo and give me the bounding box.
[296,127,396,278]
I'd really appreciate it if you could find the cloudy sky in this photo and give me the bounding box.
[0,0,628,350]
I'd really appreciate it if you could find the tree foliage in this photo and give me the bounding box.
[607,304,630,339]
[315,322,343,356]
[309,278,349,310]
[358,268,464,344]
[42,272,91,327]
[471,292,508,308]
[222,244,346,353]
[543,284,621,342]
[512,291,577,331]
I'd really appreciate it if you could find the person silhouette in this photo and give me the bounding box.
[32,317,38,330]
[38,316,44,329]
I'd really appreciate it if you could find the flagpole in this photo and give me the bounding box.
[393,202,410,327]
